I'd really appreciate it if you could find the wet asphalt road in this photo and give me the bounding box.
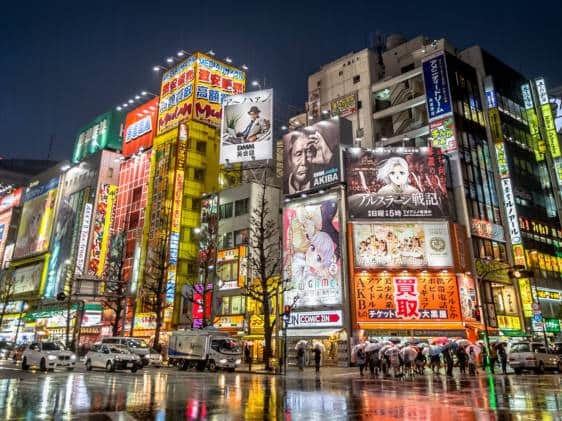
[1,360,562,420]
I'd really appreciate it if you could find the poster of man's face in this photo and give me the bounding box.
[344,147,449,219]
[220,89,273,164]
[283,119,341,195]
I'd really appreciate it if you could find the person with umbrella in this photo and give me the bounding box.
[496,342,508,374]
[313,344,322,374]
[296,340,307,371]
[357,345,366,376]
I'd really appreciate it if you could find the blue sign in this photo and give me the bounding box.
[422,54,452,121]
[533,313,543,322]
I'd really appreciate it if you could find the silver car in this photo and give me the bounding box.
[85,344,142,373]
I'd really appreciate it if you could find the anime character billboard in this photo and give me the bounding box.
[344,147,448,219]
[283,193,342,307]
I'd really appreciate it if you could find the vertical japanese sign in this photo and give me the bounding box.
[535,78,561,158]
[88,184,118,277]
[521,82,545,162]
[501,178,522,245]
[72,110,124,163]
[353,272,462,323]
[422,54,453,121]
[220,89,273,164]
[495,143,509,178]
[429,117,457,152]
[75,202,93,276]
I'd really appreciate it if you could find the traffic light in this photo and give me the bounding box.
[508,269,534,279]
[284,305,291,318]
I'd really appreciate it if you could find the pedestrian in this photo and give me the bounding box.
[297,346,305,371]
[468,348,476,376]
[245,344,252,372]
[456,347,467,374]
[368,351,379,377]
[489,344,497,374]
[497,343,508,374]
[357,348,366,376]
[314,347,321,375]
[443,348,454,377]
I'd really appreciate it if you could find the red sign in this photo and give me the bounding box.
[192,292,212,320]
[122,97,159,157]
[0,188,23,213]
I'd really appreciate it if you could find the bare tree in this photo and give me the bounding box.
[0,269,16,331]
[142,226,173,351]
[241,174,287,371]
[101,232,127,336]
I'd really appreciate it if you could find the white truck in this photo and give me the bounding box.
[168,328,242,372]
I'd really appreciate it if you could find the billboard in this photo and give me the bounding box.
[157,53,246,134]
[283,193,342,307]
[0,210,12,265]
[11,260,45,296]
[72,110,124,163]
[283,119,349,195]
[535,78,561,158]
[0,187,22,213]
[422,54,452,121]
[344,147,448,219]
[220,89,273,164]
[353,272,462,323]
[88,184,117,277]
[330,92,357,118]
[14,177,59,259]
[352,222,453,269]
[429,117,456,152]
[122,97,159,157]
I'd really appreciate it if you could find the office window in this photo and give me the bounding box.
[353,75,360,84]
[192,198,201,211]
[235,198,249,216]
[235,228,249,245]
[194,168,205,181]
[196,141,207,154]
[222,232,233,249]
[219,202,233,219]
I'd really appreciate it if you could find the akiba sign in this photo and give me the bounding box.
[288,310,343,328]
[122,97,159,157]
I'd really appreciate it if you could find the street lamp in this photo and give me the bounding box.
[13,301,28,345]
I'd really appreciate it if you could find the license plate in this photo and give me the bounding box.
[126,362,133,368]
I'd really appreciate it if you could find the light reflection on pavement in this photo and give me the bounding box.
[1,362,562,420]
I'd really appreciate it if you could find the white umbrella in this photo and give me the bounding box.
[365,342,382,353]
[384,346,400,356]
[295,340,308,351]
[400,346,419,362]
[378,344,394,358]
[312,341,325,352]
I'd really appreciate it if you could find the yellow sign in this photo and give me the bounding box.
[541,103,561,158]
[495,143,509,177]
[518,278,533,317]
[489,108,502,143]
[215,315,244,328]
[97,184,117,277]
[497,315,521,331]
[536,289,561,300]
[527,109,545,162]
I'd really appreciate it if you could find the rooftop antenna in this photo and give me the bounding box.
[47,134,55,160]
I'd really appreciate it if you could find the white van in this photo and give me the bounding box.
[101,337,151,366]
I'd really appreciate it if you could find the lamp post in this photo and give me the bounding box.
[13,301,28,345]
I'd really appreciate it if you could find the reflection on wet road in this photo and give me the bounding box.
[1,363,562,420]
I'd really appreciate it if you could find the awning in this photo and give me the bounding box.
[285,328,343,338]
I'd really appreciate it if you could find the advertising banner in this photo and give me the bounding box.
[457,275,477,322]
[220,89,273,164]
[287,310,343,328]
[535,78,561,158]
[352,222,453,269]
[88,184,117,277]
[122,97,159,157]
[283,119,346,195]
[283,193,342,307]
[12,261,45,296]
[14,177,59,259]
[500,178,522,244]
[429,117,456,152]
[353,272,462,323]
[157,53,246,134]
[344,147,448,219]
[72,110,124,163]
[0,210,13,265]
[422,54,452,121]
[75,202,93,276]
[0,187,22,213]
[330,92,357,118]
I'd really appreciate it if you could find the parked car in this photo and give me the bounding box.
[508,341,561,374]
[146,348,164,367]
[21,342,77,371]
[85,343,142,373]
[101,337,151,366]
[11,344,26,363]
[0,341,15,360]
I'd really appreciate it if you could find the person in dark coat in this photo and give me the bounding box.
[314,347,322,374]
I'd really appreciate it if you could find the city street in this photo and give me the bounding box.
[1,360,562,420]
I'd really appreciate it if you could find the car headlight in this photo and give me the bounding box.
[158,355,163,361]
[235,359,241,365]
[48,355,57,361]
[70,355,76,361]
[115,356,121,361]
[219,359,227,364]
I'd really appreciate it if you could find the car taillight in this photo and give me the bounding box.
[525,356,536,361]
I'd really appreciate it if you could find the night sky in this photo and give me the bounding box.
[2,0,561,161]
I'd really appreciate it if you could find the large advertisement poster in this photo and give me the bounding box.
[0,210,13,265]
[344,147,448,219]
[422,54,452,121]
[283,193,342,307]
[0,187,22,213]
[353,272,462,323]
[88,184,117,277]
[283,119,342,195]
[220,89,273,164]
[14,177,59,259]
[122,97,159,157]
[12,261,45,296]
[72,110,124,163]
[352,222,453,268]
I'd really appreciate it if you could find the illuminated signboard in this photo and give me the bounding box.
[344,147,448,219]
[500,178,522,244]
[72,110,124,163]
[489,108,503,143]
[535,78,561,158]
[522,82,546,162]
[288,310,343,328]
[497,315,521,331]
[122,97,159,157]
[12,261,45,296]
[283,193,342,308]
[88,184,117,277]
[330,92,357,118]
[495,143,509,177]
[457,275,478,322]
[157,53,246,135]
[422,54,452,121]
[545,318,561,333]
[14,177,59,259]
[220,89,273,164]
[0,187,22,213]
[353,272,462,323]
[352,222,453,268]
[75,203,93,276]
[470,218,505,242]
[536,288,562,301]
[429,117,457,152]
